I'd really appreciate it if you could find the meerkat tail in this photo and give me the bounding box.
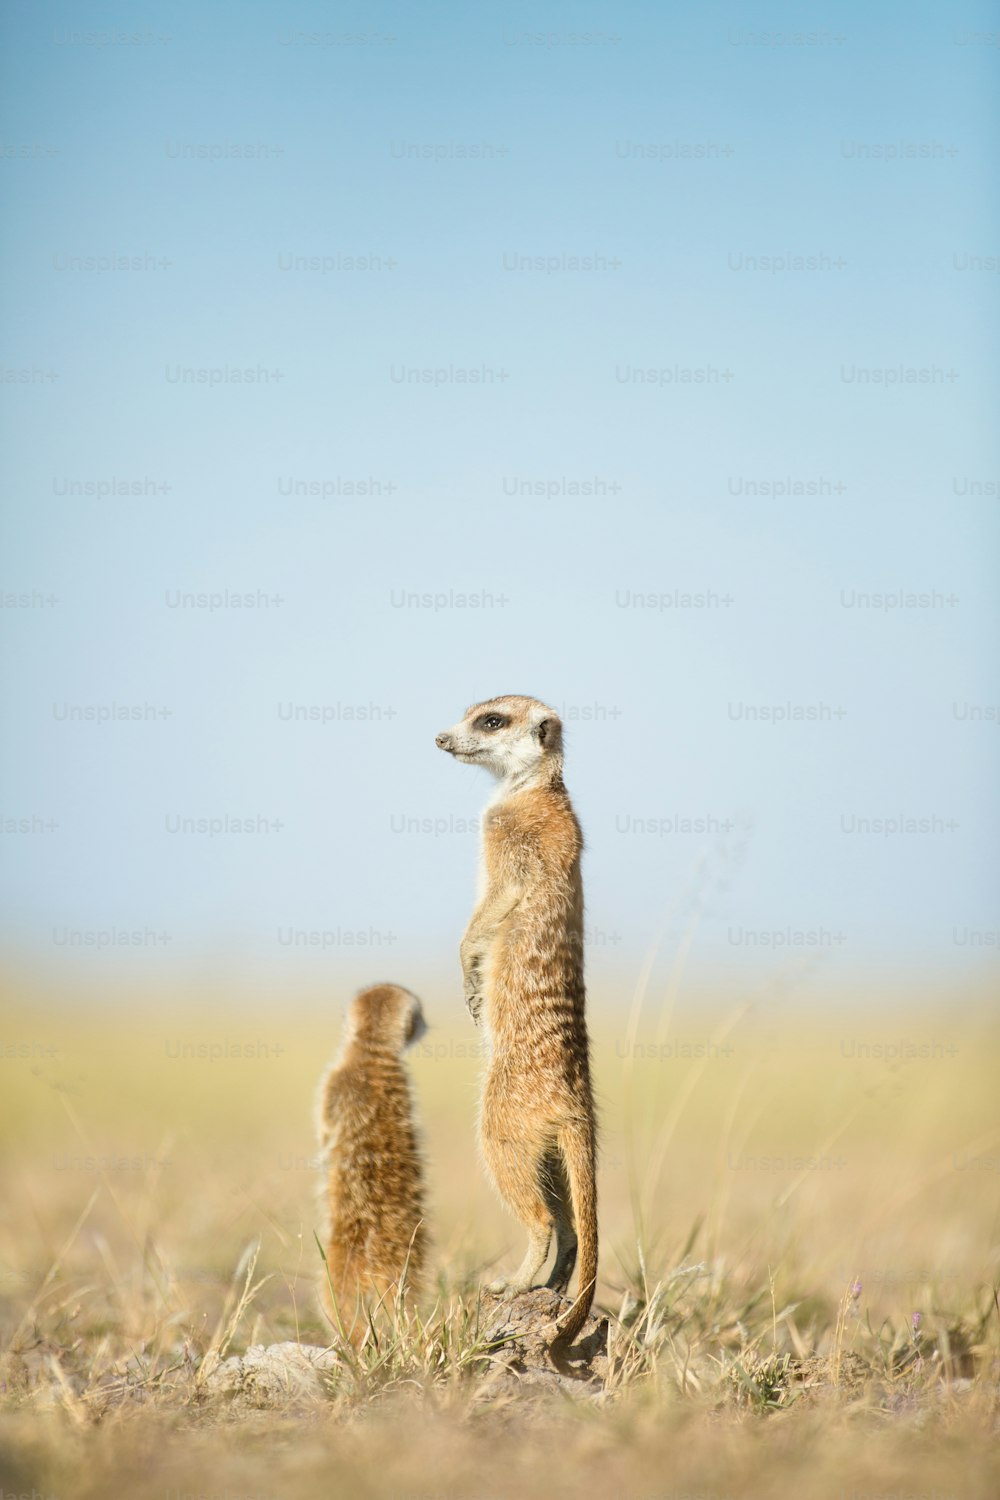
[552,1117,598,1345]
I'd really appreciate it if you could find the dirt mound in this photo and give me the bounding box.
[476,1288,609,1403]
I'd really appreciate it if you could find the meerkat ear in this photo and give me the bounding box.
[536,718,551,745]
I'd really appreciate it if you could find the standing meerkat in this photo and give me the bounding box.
[435,695,598,1346]
[315,983,428,1343]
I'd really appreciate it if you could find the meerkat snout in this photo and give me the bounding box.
[435,731,453,750]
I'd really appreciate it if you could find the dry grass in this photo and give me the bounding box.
[1,969,998,1499]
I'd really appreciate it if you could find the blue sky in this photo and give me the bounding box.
[1,0,997,1004]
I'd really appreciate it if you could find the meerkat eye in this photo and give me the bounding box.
[476,713,508,732]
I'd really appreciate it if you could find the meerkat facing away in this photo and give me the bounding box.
[315,983,428,1343]
[435,695,598,1346]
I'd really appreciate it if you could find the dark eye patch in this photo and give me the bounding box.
[475,713,509,731]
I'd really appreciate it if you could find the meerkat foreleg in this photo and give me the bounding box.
[459,932,486,1022]
[460,887,523,1024]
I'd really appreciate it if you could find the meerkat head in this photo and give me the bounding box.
[347,983,427,1053]
[435,695,563,784]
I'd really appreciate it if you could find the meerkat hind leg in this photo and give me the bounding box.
[488,1218,552,1297]
[484,1137,555,1295]
[541,1148,578,1293]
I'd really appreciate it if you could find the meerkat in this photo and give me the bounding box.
[435,695,598,1346]
[314,983,428,1344]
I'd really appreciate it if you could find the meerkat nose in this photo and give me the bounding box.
[435,731,452,749]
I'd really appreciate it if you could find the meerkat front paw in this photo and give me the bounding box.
[463,964,484,1023]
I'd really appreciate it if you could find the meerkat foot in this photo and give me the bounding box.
[486,1274,536,1298]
